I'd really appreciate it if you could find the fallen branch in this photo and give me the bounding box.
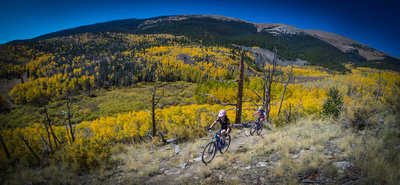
[298,168,319,181]
[198,93,237,106]
[218,79,238,84]
[337,177,358,184]
[299,179,335,184]
[231,123,252,128]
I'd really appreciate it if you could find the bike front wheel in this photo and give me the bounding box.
[256,124,262,135]
[202,142,217,163]
[220,135,231,154]
[250,124,257,136]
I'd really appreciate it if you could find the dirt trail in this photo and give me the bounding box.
[145,128,265,185]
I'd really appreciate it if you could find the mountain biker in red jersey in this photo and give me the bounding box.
[253,107,266,127]
[209,110,231,144]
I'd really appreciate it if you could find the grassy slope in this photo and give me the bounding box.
[2,66,400,184]
[0,81,196,129]
[101,116,400,184]
[8,116,399,184]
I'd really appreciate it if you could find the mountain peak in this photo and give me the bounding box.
[4,14,399,71]
[142,14,246,24]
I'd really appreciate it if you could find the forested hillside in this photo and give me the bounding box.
[7,15,400,72]
[0,18,400,184]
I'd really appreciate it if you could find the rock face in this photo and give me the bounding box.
[241,46,308,67]
[139,14,248,29]
[266,25,303,35]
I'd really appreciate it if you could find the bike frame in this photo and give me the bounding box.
[214,133,223,150]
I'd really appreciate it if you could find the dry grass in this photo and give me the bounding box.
[6,163,77,185]
[227,115,399,184]
[209,156,229,170]
[195,166,212,178]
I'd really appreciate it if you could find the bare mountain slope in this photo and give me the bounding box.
[303,29,386,60]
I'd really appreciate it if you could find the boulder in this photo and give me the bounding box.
[334,161,355,173]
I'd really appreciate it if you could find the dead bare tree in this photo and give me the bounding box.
[235,51,245,124]
[19,134,40,163]
[65,95,75,142]
[150,87,164,137]
[253,49,278,121]
[265,50,278,121]
[43,104,61,149]
[199,50,246,124]
[278,65,293,116]
[35,85,62,151]
[33,86,54,153]
[376,69,381,101]
[0,133,11,159]
[63,119,72,144]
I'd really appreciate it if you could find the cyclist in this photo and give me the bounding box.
[253,107,266,128]
[209,110,231,145]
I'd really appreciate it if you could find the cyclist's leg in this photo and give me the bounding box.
[257,118,261,127]
[259,118,265,128]
[217,129,222,137]
[220,129,227,144]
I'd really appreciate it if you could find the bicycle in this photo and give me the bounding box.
[249,118,263,136]
[201,129,231,164]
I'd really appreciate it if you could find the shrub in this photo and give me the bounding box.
[322,87,343,118]
[343,97,377,130]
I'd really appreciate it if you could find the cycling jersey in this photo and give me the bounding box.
[258,110,266,118]
[217,116,230,130]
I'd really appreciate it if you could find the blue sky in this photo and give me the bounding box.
[1,0,399,57]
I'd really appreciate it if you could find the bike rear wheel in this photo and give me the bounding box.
[220,135,231,154]
[202,142,217,163]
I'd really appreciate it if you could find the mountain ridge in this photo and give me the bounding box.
[4,14,400,71]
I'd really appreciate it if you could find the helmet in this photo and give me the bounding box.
[218,110,226,118]
[258,107,263,111]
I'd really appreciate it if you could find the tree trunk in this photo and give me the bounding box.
[64,120,72,144]
[152,89,156,137]
[66,97,75,142]
[264,49,277,121]
[235,51,245,124]
[19,135,40,163]
[376,69,381,101]
[42,112,53,152]
[43,104,59,149]
[0,133,11,159]
[278,66,293,116]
